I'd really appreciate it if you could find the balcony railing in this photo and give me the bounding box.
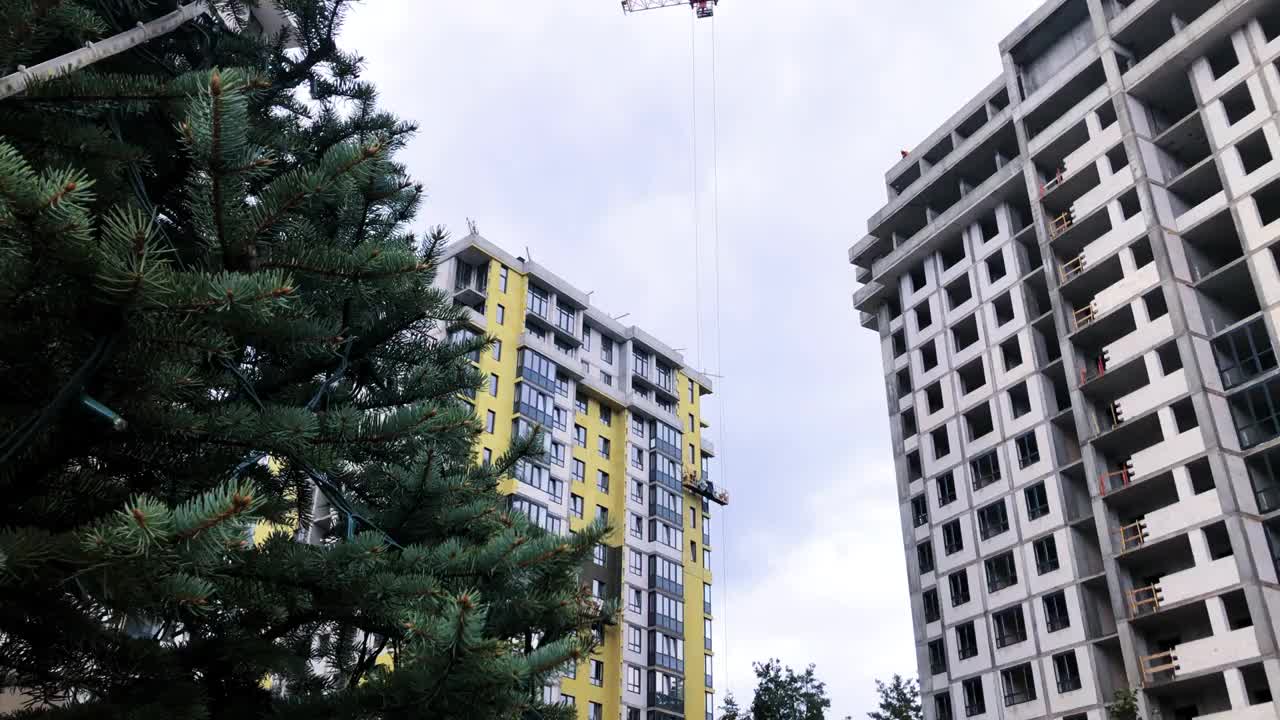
[1127,584,1161,618]
[515,401,554,429]
[518,365,558,395]
[650,574,682,597]
[651,466,682,493]
[649,690,684,713]
[1098,465,1132,495]
[651,651,685,673]
[650,612,683,635]
[651,437,681,461]
[650,502,681,526]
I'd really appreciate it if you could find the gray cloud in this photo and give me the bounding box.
[341,1,1037,715]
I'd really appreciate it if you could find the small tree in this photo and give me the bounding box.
[720,692,748,720]
[747,659,831,720]
[867,675,921,720]
[1106,689,1141,720]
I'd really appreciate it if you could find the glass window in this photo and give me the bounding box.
[917,540,935,574]
[928,638,947,674]
[1025,482,1049,520]
[574,425,587,447]
[572,458,585,482]
[977,500,1009,540]
[482,448,492,465]
[942,520,963,555]
[1034,535,1060,574]
[631,479,644,502]
[492,340,501,360]
[630,513,644,539]
[627,624,642,652]
[962,677,985,716]
[955,621,977,659]
[496,304,505,324]
[971,450,1001,489]
[1044,590,1070,631]
[485,410,495,433]
[582,323,591,350]
[599,436,611,458]
[629,587,642,613]
[602,337,614,363]
[1000,663,1036,706]
[1053,651,1081,693]
[589,660,604,687]
[597,505,609,525]
[553,407,567,432]
[935,693,954,720]
[601,406,612,426]
[489,373,499,396]
[632,415,646,437]
[570,494,584,518]
[993,606,1027,647]
[1015,431,1040,468]
[936,471,957,506]
[911,495,928,527]
[948,570,970,607]
[527,285,548,318]
[626,665,641,694]
[598,470,610,493]
[631,445,645,470]
[498,266,508,292]
[985,551,1018,592]
[561,694,574,707]
[550,442,566,467]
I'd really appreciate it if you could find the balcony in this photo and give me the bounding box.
[650,464,681,494]
[650,610,684,636]
[629,390,677,422]
[1142,626,1259,685]
[452,263,488,307]
[650,500,681,526]
[650,571,682,597]
[519,331,583,379]
[649,689,684,714]
[650,650,685,674]
[701,436,716,457]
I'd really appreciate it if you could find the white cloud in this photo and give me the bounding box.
[711,455,915,717]
[341,1,1043,716]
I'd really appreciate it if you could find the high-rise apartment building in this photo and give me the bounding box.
[439,234,725,720]
[851,2,1280,718]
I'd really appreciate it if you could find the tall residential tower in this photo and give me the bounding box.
[851,2,1280,719]
[438,234,725,720]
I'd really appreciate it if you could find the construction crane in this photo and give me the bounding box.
[622,0,718,18]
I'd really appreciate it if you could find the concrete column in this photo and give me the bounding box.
[1224,667,1250,709]
[1189,527,1212,566]
[1204,595,1230,636]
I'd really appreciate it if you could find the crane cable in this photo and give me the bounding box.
[708,11,734,705]
[690,11,703,367]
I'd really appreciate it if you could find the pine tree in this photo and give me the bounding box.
[867,675,921,720]
[746,659,831,720]
[0,2,606,718]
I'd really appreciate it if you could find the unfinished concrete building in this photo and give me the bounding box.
[850,1,1280,718]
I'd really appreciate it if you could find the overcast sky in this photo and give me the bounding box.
[342,2,1037,716]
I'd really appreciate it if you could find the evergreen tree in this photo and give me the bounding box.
[867,675,921,720]
[0,2,606,718]
[720,692,748,720]
[746,659,831,720]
